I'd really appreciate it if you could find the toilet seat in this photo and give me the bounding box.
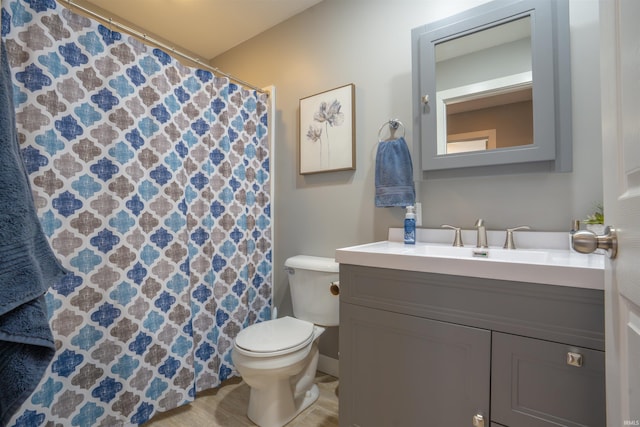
[235,316,315,357]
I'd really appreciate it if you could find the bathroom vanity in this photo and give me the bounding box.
[336,231,605,427]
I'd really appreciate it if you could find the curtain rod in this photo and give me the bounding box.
[62,0,267,95]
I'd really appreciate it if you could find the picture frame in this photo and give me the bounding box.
[299,83,355,174]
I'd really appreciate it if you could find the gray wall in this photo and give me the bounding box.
[212,0,603,359]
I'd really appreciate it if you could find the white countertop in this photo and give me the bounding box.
[335,229,605,290]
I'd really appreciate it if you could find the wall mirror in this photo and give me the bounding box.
[411,0,572,175]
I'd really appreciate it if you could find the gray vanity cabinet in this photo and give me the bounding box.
[338,264,605,427]
[491,332,605,427]
[341,304,490,426]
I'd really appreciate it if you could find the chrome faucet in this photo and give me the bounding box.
[503,225,531,249]
[441,224,464,247]
[475,219,488,248]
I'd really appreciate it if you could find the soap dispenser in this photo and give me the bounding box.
[404,205,416,244]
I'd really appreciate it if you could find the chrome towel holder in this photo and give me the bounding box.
[377,119,405,142]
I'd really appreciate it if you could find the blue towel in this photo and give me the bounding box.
[375,137,416,207]
[0,41,68,426]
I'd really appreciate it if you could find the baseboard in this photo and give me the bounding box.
[317,354,339,378]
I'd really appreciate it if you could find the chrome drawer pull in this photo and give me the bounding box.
[567,351,583,367]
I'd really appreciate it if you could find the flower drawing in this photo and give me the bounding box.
[306,125,322,143]
[306,99,344,168]
[314,100,344,127]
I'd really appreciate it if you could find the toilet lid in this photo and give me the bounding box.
[235,316,315,354]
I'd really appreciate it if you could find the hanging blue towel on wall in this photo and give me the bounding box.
[375,137,416,207]
[0,41,68,426]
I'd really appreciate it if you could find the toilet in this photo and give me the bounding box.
[232,255,339,427]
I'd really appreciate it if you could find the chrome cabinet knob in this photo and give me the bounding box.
[572,226,617,259]
[567,351,583,367]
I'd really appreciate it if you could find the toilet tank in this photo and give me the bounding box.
[285,255,339,327]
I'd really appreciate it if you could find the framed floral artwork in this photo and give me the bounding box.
[299,84,355,174]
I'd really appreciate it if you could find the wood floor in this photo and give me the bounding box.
[143,372,339,427]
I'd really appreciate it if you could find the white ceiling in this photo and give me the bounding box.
[78,0,323,60]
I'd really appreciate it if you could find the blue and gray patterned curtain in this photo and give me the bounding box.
[1,0,272,425]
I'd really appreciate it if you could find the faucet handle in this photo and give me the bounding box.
[503,226,531,249]
[441,224,464,247]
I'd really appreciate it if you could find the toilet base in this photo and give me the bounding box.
[247,382,319,427]
[234,324,325,427]
[296,383,320,417]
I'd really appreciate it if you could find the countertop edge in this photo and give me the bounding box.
[335,245,605,290]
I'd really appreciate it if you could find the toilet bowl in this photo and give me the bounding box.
[231,255,339,427]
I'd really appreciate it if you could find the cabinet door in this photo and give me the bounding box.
[339,303,490,427]
[491,332,605,427]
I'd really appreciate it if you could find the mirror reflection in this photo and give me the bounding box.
[435,16,533,155]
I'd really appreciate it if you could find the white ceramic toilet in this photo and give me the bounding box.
[232,255,339,427]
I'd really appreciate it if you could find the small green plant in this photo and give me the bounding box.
[584,203,604,224]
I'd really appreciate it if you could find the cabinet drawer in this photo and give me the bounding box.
[340,265,604,350]
[491,332,605,427]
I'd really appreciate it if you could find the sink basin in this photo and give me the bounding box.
[415,245,551,263]
[335,239,604,290]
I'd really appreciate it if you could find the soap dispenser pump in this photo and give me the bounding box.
[404,205,416,244]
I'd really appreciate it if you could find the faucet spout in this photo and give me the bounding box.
[475,219,488,248]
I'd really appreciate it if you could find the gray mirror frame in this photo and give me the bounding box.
[411,0,572,176]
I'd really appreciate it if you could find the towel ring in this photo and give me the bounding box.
[377,119,406,141]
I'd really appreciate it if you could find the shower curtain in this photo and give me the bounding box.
[1,0,272,425]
